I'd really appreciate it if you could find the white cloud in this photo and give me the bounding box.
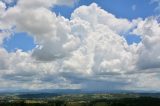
[0,48,9,70]
[133,17,160,70]
[0,1,160,91]
[0,31,10,45]
[2,0,78,9]
[71,3,134,34]
[0,1,6,28]
[0,1,5,13]
[0,49,81,90]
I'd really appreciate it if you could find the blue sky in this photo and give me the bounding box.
[3,32,35,52]
[54,0,157,19]
[3,0,158,52]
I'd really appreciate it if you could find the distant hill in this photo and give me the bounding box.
[18,93,60,99]
[138,93,160,98]
[1,89,160,99]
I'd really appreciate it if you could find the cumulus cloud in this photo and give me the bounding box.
[2,0,78,9]
[0,1,6,13]
[0,48,9,70]
[0,49,80,90]
[132,17,160,70]
[71,3,134,34]
[0,1,6,28]
[0,0,160,91]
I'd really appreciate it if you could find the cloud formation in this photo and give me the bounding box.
[133,17,160,70]
[151,0,160,13]
[0,1,160,91]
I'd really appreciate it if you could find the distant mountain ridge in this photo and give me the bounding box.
[1,89,160,97]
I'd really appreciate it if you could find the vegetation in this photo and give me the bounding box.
[0,93,160,106]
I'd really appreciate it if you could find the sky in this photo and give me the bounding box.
[0,0,160,92]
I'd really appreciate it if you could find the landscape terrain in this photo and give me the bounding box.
[1,90,160,106]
